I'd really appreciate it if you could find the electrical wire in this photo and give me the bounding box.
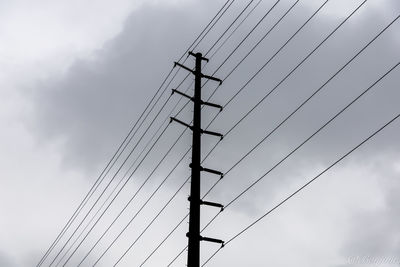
[171,0,283,103]
[179,0,234,63]
[36,63,174,267]
[202,60,400,234]
[93,1,291,262]
[88,131,189,266]
[209,0,264,59]
[165,6,399,266]
[204,5,398,199]
[55,0,378,264]
[204,0,300,105]
[40,1,238,264]
[204,0,256,56]
[69,98,197,265]
[169,57,400,267]
[58,85,191,266]
[202,111,400,266]
[37,0,234,267]
[167,0,267,110]
[48,92,174,267]
[140,214,189,267]
[113,179,191,267]
[59,89,193,266]
[37,0,234,264]
[55,63,192,266]
[204,0,283,85]
[60,125,185,267]
[113,133,222,266]
[190,0,237,53]
[59,79,200,265]
[134,0,335,263]
[78,146,191,266]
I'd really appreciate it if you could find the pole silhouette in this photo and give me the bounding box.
[171,52,224,267]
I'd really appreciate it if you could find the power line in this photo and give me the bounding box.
[171,59,400,267]
[204,0,256,56]
[135,0,339,262]
[38,0,239,266]
[190,0,237,53]
[114,133,222,266]
[114,179,191,267]
[168,0,267,111]
[196,0,302,128]
[108,3,396,267]
[40,0,289,265]
[58,90,193,266]
[221,0,300,82]
[60,126,186,266]
[200,0,283,95]
[37,1,234,265]
[49,93,176,266]
[179,0,234,63]
[57,94,186,266]
[90,1,294,262]
[165,9,399,266]
[202,60,400,234]
[66,14,268,262]
[46,1,396,266]
[172,0,283,102]
[208,0,264,59]
[140,214,189,267]
[68,97,199,265]
[36,63,174,267]
[204,7,399,200]
[200,0,368,155]
[206,0,307,111]
[64,63,218,264]
[59,79,202,264]
[202,111,400,266]
[223,0,368,133]
[88,132,190,266]
[78,146,191,266]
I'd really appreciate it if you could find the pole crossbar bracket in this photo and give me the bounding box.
[201,100,223,111]
[200,236,225,246]
[171,89,222,111]
[201,129,223,140]
[200,200,224,211]
[201,74,222,85]
[172,89,193,101]
[201,166,223,177]
[174,62,194,74]
[170,117,192,129]
[174,57,222,85]
[189,164,224,178]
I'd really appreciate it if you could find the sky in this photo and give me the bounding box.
[0,0,399,266]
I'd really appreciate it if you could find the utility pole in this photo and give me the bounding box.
[171,51,225,267]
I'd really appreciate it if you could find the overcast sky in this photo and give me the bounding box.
[1,0,399,266]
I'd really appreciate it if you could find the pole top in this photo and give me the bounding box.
[188,51,209,62]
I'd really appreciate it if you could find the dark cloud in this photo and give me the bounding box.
[26,0,400,266]
[29,0,400,175]
[29,0,223,173]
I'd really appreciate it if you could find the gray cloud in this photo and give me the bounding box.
[30,0,221,173]
[340,154,400,260]
[25,0,400,266]
[29,0,400,174]
[0,251,16,267]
